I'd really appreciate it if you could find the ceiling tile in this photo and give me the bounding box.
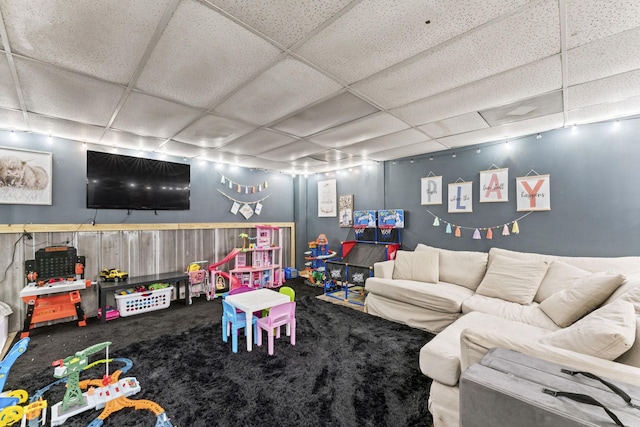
[173,114,256,149]
[218,129,297,156]
[569,69,640,110]
[369,140,449,162]
[200,149,249,165]
[0,0,173,84]
[0,107,27,131]
[308,149,352,162]
[392,55,562,125]
[340,128,430,156]
[568,27,640,86]
[307,112,409,149]
[135,0,282,108]
[16,58,125,126]
[353,0,560,109]
[231,156,293,172]
[287,156,329,169]
[296,0,532,83]
[101,129,166,152]
[479,91,563,127]
[111,92,204,139]
[437,113,564,148]
[258,140,326,162]
[209,0,352,48]
[158,140,210,159]
[28,114,104,144]
[419,112,490,138]
[214,57,342,125]
[566,0,640,49]
[271,91,379,137]
[0,56,20,110]
[568,95,640,125]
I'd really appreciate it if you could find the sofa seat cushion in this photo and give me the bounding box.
[365,277,474,314]
[461,294,560,331]
[419,311,550,386]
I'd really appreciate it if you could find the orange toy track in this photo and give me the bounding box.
[79,370,168,422]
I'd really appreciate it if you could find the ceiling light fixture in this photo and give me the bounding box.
[536,133,542,139]
[572,124,578,131]
[429,156,434,161]
[476,148,481,153]
[452,153,456,158]
[410,158,414,163]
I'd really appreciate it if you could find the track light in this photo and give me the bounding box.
[451,153,457,158]
[429,156,434,161]
[536,133,542,140]
[476,148,481,153]
[410,158,414,163]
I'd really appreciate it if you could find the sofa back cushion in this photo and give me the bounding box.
[535,261,591,303]
[539,271,626,327]
[416,244,487,290]
[615,317,640,368]
[392,248,439,283]
[539,300,636,360]
[475,255,549,305]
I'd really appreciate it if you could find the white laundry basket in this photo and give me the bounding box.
[114,286,173,317]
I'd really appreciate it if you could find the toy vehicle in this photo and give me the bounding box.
[99,269,128,282]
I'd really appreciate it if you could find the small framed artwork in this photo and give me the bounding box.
[448,181,473,213]
[338,194,354,227]
[318,179,337,217]
[0,146,52,205]
[421,175,442,205]
[516,174,551,211]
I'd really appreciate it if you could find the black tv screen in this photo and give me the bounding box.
[86,151,190,210]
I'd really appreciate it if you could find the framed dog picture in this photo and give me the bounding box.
[0,146,52,205]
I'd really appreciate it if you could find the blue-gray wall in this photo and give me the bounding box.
[0,130,294,225]
[4,116,640,270]
[301,117,640,260]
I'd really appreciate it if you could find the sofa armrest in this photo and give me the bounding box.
[460,328,640,387]
[373,260,395,279]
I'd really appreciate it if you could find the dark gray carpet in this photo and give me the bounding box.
[5,294,434,427]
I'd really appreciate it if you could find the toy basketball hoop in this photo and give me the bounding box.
[354,225,366,239]
[379,225,394,239]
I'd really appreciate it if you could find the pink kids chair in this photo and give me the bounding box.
[222,300,258,353]
[256,301,296,356]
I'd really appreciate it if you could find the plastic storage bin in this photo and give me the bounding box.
[284,267,298,279]
[114,286,173,317]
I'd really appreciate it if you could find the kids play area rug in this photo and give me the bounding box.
[6,296,434,427]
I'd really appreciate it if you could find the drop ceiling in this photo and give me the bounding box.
[1,0,640,174]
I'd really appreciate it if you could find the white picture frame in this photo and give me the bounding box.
[421,175,442,205]
[479,168,509,202]
[338,194,354,227]
[448,181,473,213]
[0,146,52,205]
[516,175,551,211]
[318,179,337,217]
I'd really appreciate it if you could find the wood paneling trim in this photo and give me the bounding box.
[0,222,295,233]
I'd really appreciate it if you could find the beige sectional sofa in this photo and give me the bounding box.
[364,245,640,427]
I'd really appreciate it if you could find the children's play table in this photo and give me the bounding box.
[224,288,290,351]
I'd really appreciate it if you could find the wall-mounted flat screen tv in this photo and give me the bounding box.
[86,150,190,210]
